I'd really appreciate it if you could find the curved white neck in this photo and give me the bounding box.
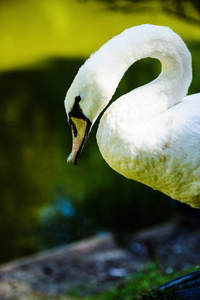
[86,24,192,111]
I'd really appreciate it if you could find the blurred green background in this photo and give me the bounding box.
[0,0,200,263]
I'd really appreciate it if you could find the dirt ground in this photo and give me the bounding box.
[0,216,200,299]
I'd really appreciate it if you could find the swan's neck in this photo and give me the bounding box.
[86,25,192,116]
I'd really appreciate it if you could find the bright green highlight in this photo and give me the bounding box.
[1,0,200,70]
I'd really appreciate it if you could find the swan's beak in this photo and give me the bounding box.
[69,117,91,165]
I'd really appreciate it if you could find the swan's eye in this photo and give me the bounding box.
[75,96,81,102]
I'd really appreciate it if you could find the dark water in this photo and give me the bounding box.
[0,45,199,262]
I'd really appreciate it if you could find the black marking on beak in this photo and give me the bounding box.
[75,120,91,165]
[68,98,92,165]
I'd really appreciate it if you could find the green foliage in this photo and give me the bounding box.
[94,0,200,26]
[81,264,197,300]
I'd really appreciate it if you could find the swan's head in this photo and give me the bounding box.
[64,61,111,165]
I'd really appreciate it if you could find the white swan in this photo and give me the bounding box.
[64,24,200,208]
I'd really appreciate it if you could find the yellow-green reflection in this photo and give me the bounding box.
[0,0,200,70]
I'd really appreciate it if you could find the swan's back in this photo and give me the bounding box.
[97,92,200,208]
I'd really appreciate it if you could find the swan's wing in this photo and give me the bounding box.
[97,93,200,207]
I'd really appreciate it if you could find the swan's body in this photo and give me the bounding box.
[65,24,200,208]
